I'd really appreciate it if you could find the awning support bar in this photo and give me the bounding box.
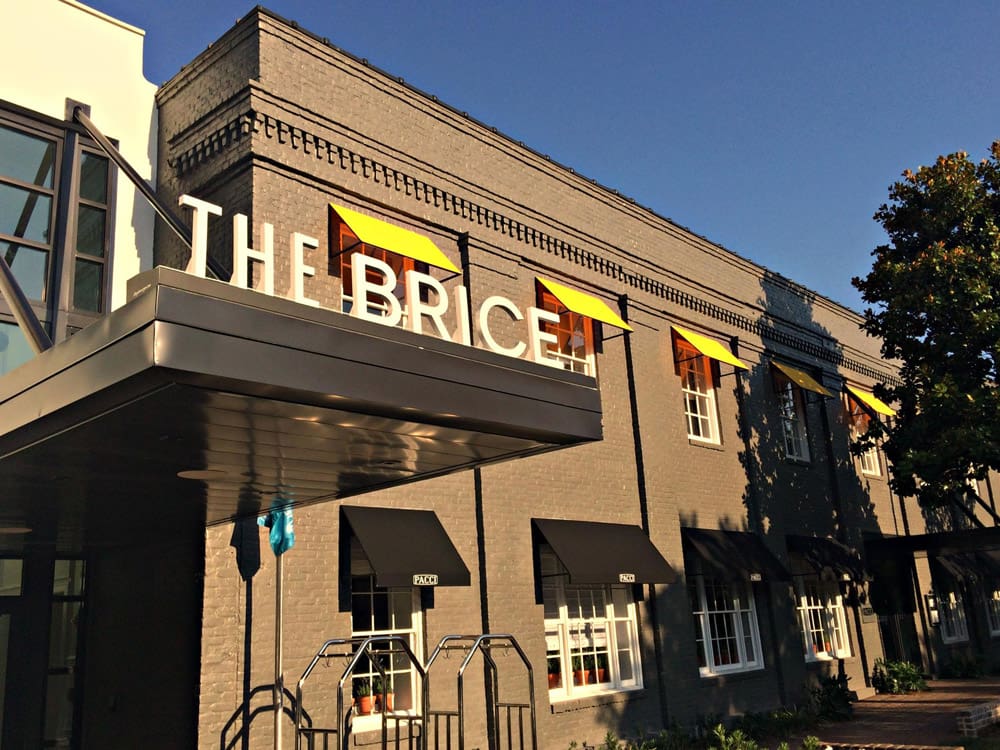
[0,253,52,353]
[71,106,228,281]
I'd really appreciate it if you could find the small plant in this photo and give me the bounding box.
[710,723,759,750]
[809,674,854,721]
[872,658,927,694]
[353,678,371,697]
[800,738,821,750]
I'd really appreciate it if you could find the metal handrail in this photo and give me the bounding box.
[426,634,536,750]
[295,635,427,750]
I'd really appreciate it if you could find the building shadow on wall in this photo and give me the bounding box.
[737,271,889,692]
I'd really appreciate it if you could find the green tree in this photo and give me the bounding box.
[853,141,1000,517]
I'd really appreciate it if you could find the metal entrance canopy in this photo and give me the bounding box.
[0,267,602,551]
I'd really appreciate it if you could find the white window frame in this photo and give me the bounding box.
[689,577,763,676]
[350,541,423,729]
[777,379,810,462]
[540,548,642,700]
[984,584,1000,637]
[938,588,969,644]
[794,577,850,661]
[677,341,720,445]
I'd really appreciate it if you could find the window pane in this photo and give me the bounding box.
[0,613,9,738]
[0,183,52,243]
[43,671,75,744]
[73,259,103,312]
[0,125,56,187]
[0,320,35,376]
[76,205,106,257]
[1,242,47,300]
[48,602,82,669]
[0,560,22,596]
[53,559,85,596]
[78,153,108,203]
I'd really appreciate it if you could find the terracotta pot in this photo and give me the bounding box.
[573,669,588,686]
[596,668,607,683]
[547,672,561,689]
[376,693,394,712]
[357,695,373,715]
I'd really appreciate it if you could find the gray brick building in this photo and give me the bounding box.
[2,4,1000,749]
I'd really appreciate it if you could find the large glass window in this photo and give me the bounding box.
[541,548,641,699]
[350,540,420,722]
[0,108,114,373]
[777,377,810,462]
[44,558,86,748]
[536,283,596,376]
[795,578,850,660]
[676,340,720,444]
[688,577,763,676]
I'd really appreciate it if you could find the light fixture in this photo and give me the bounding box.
[177,469,230,480]
[0,525,32,535]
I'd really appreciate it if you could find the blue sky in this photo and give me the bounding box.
[89,0,1000,313]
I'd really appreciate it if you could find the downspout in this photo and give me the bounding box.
[619,295,669,727]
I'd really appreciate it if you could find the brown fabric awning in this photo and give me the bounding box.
[681,528,790,583]
[532,518,677,585]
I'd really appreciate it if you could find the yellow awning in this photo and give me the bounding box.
[845,385,896,417]
[671,325,748,370]
[331,202,460,274]
[772,361,833,398]
[536,277,632,331]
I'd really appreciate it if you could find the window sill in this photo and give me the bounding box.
[698,664,765,680]
[860,470,884,482]
[548,686,643,714]
[805,653,852,664]
[941,636,970,645]
[687,438,725,451]
[784,456,813,467]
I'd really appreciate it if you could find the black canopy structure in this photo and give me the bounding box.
[681,528,790,583]
[786,534,866,582]
[531,518,677,585]
[0,267,603,552]
[341,505,470,588]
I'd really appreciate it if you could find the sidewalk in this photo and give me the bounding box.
[804,678,1000,748]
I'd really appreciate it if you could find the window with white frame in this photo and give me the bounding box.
[795,578,850,660]
[984,584,1000,636]
[938,587,969,643]
[540,547,642,699]
[847,396,881,477]
[688,577,763,675]
[777,377,810,462]
[676,340,719,444]
[350,540,422,721]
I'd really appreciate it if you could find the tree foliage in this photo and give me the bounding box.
[853,141,1000,510]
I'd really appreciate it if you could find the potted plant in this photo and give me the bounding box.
[584,654,597,684]
[595,653,608,683]
[546,656,562,689]
[354,678,373,715]
[373,675,394,713]
[572,655,588,686]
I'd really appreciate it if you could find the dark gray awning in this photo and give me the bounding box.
[681,528,790,583]
[0,267,602,552]
[342,506,470,588]
[532,518,677,585]
[787,534,866,582]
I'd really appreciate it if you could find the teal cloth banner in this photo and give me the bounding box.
[258,498,295,556]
